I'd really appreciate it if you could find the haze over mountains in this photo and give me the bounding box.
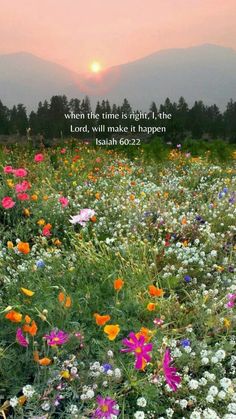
[0,44,236,110]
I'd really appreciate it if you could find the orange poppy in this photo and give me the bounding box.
[104,324,120,341]
[5,310,22,323]
[136,327,153,342]
[114,278,124,291]
[90,215,97,223]
[94,313,111,326]
[147,302,156,311]
[33,351,51,366]
[148,285,164,297]
[23,320,38,336]
[58,292,72,308]
[17,242,30,254]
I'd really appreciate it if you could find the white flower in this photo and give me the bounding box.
[179,399,188,409]
[41,401,51,411]
[166,408,174,418]
[206,395,214,403]
[107,350,114,358]
[201,357,209,365]
[134,411,145,419]
[137,397,147,407]
[220,378,232,389]
[203,408,219,419]
[9,397,18,408]
[86,389,95,399]
[190,411,202,419]
[69,404,79,414]
[228,404,236,414]
[218,391,226,399]
[22,384,35,398]
[215,349,226,360]
[208,386,218,396]
[114,368,121,379]
[189,379,199,390]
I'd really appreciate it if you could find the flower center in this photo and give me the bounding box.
[101,404,109,412]
[135,347,142,354]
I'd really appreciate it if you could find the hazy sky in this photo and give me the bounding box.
[0,0,236,73]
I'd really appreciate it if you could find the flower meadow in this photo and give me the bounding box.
[0,142,236,419]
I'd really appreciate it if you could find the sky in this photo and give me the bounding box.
[0,0,236,73]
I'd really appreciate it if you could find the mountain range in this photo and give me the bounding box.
[0,44,236,110]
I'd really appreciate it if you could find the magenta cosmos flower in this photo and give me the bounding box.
[70,208,95,227]
[44,330,69,346]
[16,328,29,347]
[92,395,119,418]
[1,196,15,209]
[121,332,153,370]
[162,348,181,391]
[226,293,236,308]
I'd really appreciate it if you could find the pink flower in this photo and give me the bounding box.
[60,148,66,154]
[226,293,236,308]
[15,181,31,193]
[3,165,14,174]
[59,197,69,207]
[17,193,30,201]
[1,196,15,209]
[162,348,181,391]
[92,396,119,418]
[121,331,153,369]
[44,330,69,346]
[34,153,44,163]
[153,318,164,327]
[14,168,28,178]
[16,328,29,347]
[70,208,95,227]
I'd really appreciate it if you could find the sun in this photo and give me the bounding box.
[90,61,102,73]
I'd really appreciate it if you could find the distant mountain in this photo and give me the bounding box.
[0,45,236,110]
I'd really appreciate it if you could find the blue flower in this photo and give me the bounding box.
[180,338,190,348]
[102,363,113,373]
[184,275,191,283]
[36,259,45,268]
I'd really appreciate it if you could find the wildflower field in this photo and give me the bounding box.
[0,142,236,419]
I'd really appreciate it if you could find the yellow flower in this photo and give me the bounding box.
[21,287,35,297]
[23,208,30,217]
[224,318,231,329]
[6,179,14,188]
[37,219,45,226]
[60,370,70,379]
[104,324,120,340]
[7,241,14,249]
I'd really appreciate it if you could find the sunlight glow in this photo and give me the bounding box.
[90,61,102,73]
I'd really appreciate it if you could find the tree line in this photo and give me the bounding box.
[0,95,236,143]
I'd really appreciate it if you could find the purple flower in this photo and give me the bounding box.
[92,395,119,418]
[44,330,69,346]
[184,275,191,283]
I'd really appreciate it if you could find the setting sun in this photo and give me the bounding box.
[90,61,102,73]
